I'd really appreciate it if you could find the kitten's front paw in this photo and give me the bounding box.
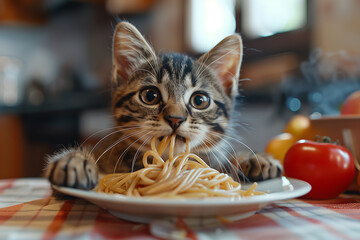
[45,150,99,190]
[239,153,283,182]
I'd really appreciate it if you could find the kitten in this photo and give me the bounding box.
[45,22,282,190]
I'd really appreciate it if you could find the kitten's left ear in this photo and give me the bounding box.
[198,34,243,98]
[112,22,157,85]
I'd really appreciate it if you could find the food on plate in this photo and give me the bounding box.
[340,90,360,115]
[97,135,262,198]
[283,138,356,199]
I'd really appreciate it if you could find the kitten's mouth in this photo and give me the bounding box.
[159,135,186,143]
[175,135,186,143]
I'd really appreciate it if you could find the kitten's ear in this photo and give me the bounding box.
[112,22,157,85]
[197,34,243,98]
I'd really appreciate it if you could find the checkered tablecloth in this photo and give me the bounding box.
[1,178,360,240]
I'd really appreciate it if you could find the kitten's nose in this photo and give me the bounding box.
[164,115,186,130]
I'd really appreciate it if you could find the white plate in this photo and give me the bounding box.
[53,177,310,224]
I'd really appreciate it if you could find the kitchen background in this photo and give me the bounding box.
[0,0,359,178]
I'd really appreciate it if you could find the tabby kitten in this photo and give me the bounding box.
[45,22,282,190]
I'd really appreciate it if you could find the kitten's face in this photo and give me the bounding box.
[111,22,243,152]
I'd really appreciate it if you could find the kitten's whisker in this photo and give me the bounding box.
[95,129,148,165]
[207,131,247,182]
[235,122,256,136]
[208,130,262,181]
[209,133,241,176]
[202,135,229,175]
[82,125,141,148]
[204,134,234,162]
[196,140,213,168]
[203,135,241,182]
[208,130,239,163]
[89,126,142,155]
[113,131,153,174]
[131,135,152,173]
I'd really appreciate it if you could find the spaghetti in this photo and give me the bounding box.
[96,135,261,198]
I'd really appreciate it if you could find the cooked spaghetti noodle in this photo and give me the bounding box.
[96,135,261,198]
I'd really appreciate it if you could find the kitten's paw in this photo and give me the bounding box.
[45,149,99,190]
[239,153,283,182]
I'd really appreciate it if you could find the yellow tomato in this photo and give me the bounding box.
[284,115,313,140]
[265,133,297,164]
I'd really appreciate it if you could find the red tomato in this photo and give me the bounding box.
[284,140,356,199]
[341,91,360,115]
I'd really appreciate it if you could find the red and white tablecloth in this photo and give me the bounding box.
[1,178,360,240]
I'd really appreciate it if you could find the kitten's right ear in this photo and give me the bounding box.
[112,22,157,85]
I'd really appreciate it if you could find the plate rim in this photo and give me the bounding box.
[53,177,311,207]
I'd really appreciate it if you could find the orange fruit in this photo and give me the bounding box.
[265,133,297,164]
[284,115,313,140]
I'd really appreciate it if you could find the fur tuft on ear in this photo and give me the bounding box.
[112,22,157,85]
[197,34,243,98]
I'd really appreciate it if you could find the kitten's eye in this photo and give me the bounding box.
[190,92,210,110]
[139,87,161,105]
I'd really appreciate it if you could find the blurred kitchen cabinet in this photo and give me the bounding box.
[0,0,47,24]
[0,114,24,179]
[241,53,301,90]
[106,0,156,14]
